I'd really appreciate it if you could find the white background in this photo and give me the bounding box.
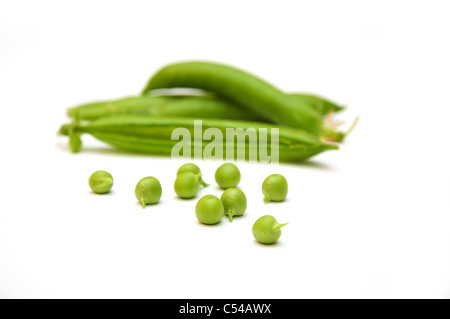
[1,0,449,299]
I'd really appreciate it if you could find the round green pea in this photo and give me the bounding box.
[195,195,224,225]
[89,170,113,194]
[177,163,209,187]
[262,174,288,203]
[215,163,241,189]
[252,215,288,244]
[220,188,247,222]
[135,176,162,208]
[174,171,200,199]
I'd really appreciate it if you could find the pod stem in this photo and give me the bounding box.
[58,124,71,136]
[263,195,271,203]
[344,116,359,138]
[273,222,289,231]
[198,174,209,187]
[140,198,147,209]
[227,209,235,222]
[60,117,83,153]
[68,128,82,153]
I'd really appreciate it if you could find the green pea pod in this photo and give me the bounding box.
[68,95,267,122]
[289,93,345,116]
[69,93,345,122]
[141,61,325,136]
[59,116,338,163]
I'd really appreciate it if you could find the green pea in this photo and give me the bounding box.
[89,170,113,194]
[262,174,288,203]
[135,176,162,208]
[177,163,209,187]
[252,215,288,244]
[215,163,241,189]
[195,195,224,225]
[220,188,247,222]
[174,171,200,199]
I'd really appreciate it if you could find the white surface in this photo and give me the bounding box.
[1,0,450,299]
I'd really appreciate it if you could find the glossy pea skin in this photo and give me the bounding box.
[262,174,288,203]
[215,163,241,189]
[177,163,209,187]
[220,188,247,222]
[135,177,162,208]
[89,170,113,194]
[252,215,288,244]
[174,171,200,199]
[195,195,224,225]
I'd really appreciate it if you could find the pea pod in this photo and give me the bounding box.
[142,61,325,136]
[289,93,345,116]
[68,95,267,122]
[69,93,344,123]
[59,116,338,163]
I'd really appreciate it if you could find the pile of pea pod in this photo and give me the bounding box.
[59,61,355,162]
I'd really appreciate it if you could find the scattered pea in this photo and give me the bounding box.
[215,163,241,189]
[252,215,288,244]
[85,167,291,245]
[135,176,162,208]
[89,170,113,194]
[177,163,209,187]
[195,195,224,225]
[262,174,288,203]
[174,171,200,199]
[220,188,247,222]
